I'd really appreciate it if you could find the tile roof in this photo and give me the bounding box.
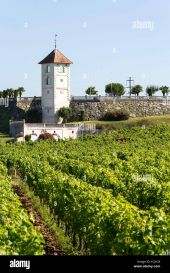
[39,49,73,64]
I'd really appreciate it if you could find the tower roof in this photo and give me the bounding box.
[39,49,73,65]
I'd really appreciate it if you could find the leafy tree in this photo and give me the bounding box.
[58,107,72,122]
[0,87,25,99]
[6,88,14,98]
[18,87,25,98]
[131,85,143,96]
[25,108,42,123]
[159,86,169,97]
[146,86,159,97]
[105,83,125,97]
[14,89,19,98]
[2,90,8,98]
[85,87,98,95]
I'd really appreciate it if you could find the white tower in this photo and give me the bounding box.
[39,49,73,123]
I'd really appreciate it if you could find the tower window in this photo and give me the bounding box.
[46,65,51,73]
[47,90,50,94]
[58,65,65,73]
[60,79,63,82]
[46,77,51,85]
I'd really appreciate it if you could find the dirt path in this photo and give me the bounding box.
[12,184,64,256]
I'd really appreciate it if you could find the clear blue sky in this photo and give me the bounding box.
[0,0,170,96]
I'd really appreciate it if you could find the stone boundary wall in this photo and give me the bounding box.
[70,99,170,120]
[8,97,170,122]
[15,98,41,112]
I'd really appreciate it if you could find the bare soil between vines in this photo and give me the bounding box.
[12,183,64,256]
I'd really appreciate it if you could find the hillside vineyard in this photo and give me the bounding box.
[0,125,169,255]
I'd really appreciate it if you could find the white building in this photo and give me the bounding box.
[9,120,96,141]
[9,46,96,140]
[39,49,73,123]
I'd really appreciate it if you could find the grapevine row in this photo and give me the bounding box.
[0,163,45,255]
[4,157,169,255]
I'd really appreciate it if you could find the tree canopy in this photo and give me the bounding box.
[105,83,125,97]
[0,87,25,99]
[131,85,143,96]
[159,86,169,97]
[146,86,159,97]
[58,107,72,122]
[85,87,98,95]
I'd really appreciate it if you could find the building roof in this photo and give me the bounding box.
[39,49,73,65]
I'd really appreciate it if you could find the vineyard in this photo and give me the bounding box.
[0,125,170,255]
[0,163,45,255]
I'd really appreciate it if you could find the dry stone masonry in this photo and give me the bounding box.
[70,99,170,120]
